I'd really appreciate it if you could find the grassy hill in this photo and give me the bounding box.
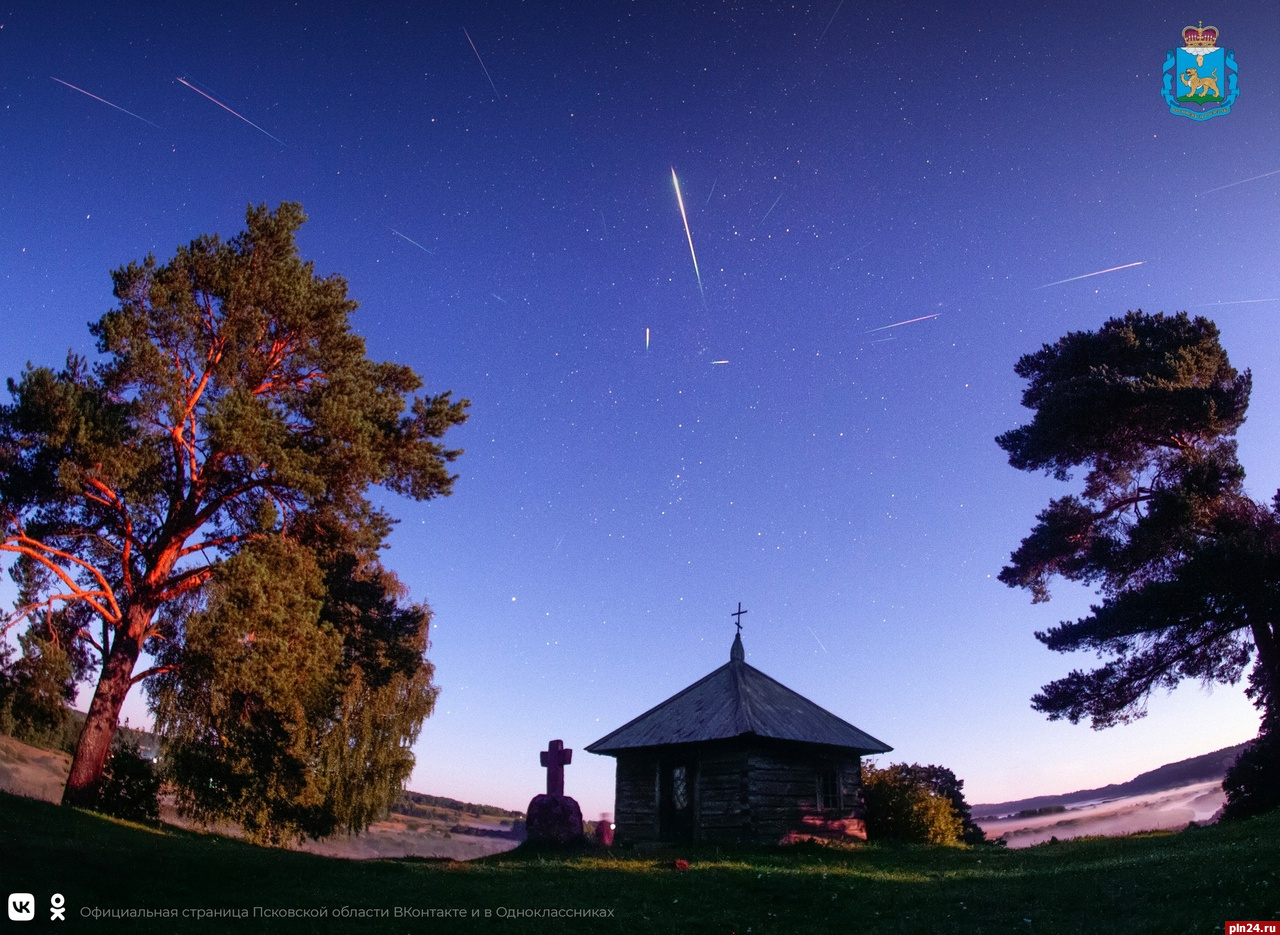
[3,789,1277,933]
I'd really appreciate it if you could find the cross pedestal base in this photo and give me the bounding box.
[525,793,584,844]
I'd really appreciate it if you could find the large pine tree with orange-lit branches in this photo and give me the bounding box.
[1,203,468,823]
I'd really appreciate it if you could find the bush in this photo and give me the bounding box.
[95,739,161,823]
[862,763,964,845]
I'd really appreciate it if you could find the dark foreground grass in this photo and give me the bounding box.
[2,790,1277,933]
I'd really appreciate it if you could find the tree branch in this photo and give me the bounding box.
[0,534,122,625]
[130,663,175,685]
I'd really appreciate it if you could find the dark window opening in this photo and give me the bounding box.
[817,768,842,810]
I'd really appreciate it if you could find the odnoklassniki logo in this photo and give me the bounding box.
[1162,22,1238,120]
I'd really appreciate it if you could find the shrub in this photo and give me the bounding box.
[862,763,964,845]
[95,739,161,823]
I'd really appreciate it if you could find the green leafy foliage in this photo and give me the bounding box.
[861,762,966,846]
[151,537,341,843]
[1,203,468,826]
[95,738,160,823]
[997,312,1279,770]
[0,632,76,748]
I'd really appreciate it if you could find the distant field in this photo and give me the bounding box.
[3,789,1278,933]
[978,780,1225,848]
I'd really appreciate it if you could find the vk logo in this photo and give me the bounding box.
[7,893,35,921]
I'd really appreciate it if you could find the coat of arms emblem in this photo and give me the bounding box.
[1162,22,1238,120]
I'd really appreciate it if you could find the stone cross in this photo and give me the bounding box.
[540,739,573,797]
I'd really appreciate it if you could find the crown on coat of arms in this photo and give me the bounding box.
[1182,22,1219,48]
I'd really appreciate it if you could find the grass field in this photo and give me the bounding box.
[2,790,1277,933]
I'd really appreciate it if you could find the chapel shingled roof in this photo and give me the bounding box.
[585,633,892,755]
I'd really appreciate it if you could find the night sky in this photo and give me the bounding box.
[2,1,1278,818]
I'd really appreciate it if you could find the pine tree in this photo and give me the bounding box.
[1,203,468,819]
[998,311,1279,812]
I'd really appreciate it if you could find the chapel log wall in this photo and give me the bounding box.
[614,754,659,841]
[610,742,867,844]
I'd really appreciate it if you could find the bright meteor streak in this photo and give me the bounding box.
[176,77,285,145]
[390,228,435,254]
[1038,261,1143,288]
[51,77,158,128]
[671,168,705,302]
[865,313,940,333]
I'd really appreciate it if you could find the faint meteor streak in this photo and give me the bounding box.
[51,77,158,127]
[390,228,435,254]
[1038,261,1143,289]
[645,327,650,350]
[711,360,729,365]
[865,313,940,333]
[1191,298,1279,307]
[176,77,284,145]
[1194,168,1280,197]
[463,28,501,100]
[830,239,874,268]
[817,0,844,44]
[704,177,718,208]
[760,192,784,224]
[671,167,705,301]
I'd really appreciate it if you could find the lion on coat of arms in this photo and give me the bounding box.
[1180,67,1220,98]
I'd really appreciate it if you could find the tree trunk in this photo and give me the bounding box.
[1253,619,1280,735]
[61,611,147,808]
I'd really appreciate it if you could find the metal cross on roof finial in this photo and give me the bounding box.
[731,602,748,634]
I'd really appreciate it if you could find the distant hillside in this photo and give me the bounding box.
[972,743,1249,819]
[395,789,524,821]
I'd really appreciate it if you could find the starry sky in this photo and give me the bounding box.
[2,1,1278,818]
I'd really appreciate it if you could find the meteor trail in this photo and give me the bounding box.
[760,192,783,224]
[711,360,729,365]
[463,28,500,100]
[645,327,650,350]
[176,77,284,145]
[704,177,718,208]
[807,627,829,654]
[1038,261,1143,288]
[1191,298,1280,307]
[817,0,844,44]
[671,168,705,302]
[830,239,874,268]
[390,228,435,254]
[1195,168,1280,197]
[865,313,940,333]
[51,77,158,127]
